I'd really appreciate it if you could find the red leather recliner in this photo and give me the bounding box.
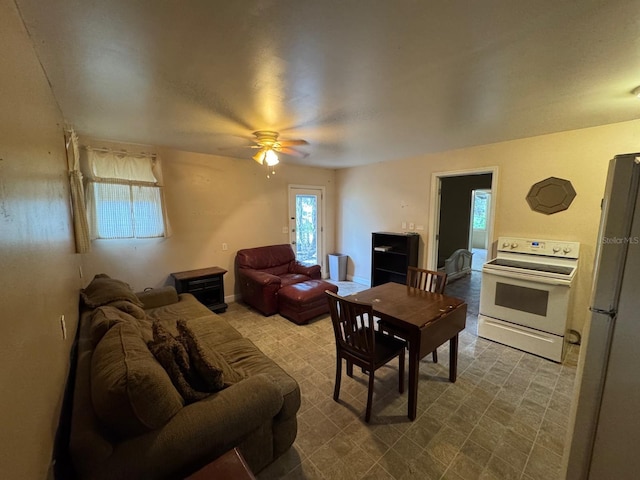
[235,244,322,316]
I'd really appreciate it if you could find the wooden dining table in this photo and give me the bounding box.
[349,282,467,420]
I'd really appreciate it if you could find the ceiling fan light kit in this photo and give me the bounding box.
[252,148,278,165]
[246,130,309,177]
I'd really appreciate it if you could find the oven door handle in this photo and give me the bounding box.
[482,268,571,286]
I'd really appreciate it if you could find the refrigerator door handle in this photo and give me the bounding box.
[589,307,616,317]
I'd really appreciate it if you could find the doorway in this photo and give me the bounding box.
[427,167,498,326]
[288,185,325,270]
[428,168,498,270]
[469,189,491,271]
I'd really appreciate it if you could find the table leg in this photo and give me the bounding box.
[449,334,459,382]
[408,344,420,421]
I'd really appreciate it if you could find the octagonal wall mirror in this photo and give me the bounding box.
[526,177,576,215]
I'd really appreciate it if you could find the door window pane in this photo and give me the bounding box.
[296,194,317,265]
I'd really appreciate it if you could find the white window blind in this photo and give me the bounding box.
[85,148,166,239]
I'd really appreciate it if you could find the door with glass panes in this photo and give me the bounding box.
[288,186,324,270]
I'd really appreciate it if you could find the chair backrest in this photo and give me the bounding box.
[235,244,295,272]
[407,266,447,293]
[325,290,375,360]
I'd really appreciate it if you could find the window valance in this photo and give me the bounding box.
[85,147,159,183]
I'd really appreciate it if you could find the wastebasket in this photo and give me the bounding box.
[328,253,347,281]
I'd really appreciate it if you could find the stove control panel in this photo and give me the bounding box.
[497,237,580,259]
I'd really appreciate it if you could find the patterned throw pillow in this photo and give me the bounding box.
[147,321,210,403]
[176,320,227,391]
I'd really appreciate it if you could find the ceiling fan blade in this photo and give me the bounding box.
[218,144,261,151]
[278,139,308,147]
[277,147,309,158]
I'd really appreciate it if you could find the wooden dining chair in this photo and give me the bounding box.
[379,267,448,363]
[407,266,448,294]
[325,290,406,422]
[408,266,447,363]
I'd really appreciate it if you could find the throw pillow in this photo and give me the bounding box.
[176,319,243,387]
[147,321,210,403]
[91,323,183,438]
[81,274,144,308]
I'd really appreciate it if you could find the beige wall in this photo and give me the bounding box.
[0,1,81,478]
[336,120,640,334]
[79,146,337,295]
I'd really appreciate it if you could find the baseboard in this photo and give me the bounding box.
[349,275,371,287]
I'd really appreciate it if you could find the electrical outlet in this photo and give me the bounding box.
[409,222,415,230]
[222,243,228,251]
[60,315,67,340]
[416,225,424,231]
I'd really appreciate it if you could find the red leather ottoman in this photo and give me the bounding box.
[278,280,339,325]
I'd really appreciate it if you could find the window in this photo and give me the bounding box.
[472,191,488,230]
[85,148,166,239]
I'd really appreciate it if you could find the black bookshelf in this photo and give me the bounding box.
[371,232,419,286]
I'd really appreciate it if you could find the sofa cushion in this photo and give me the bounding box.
[183,314,244,347]
[81,274,144,308]
[106,299,146,319]
[144,295,214,329]
[279,273,312,287]
[135,286,180,309]
[89,305,141,346]
[216,338,301,420]
[91,323,183,438]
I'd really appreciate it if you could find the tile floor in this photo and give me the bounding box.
[223,274,579,480]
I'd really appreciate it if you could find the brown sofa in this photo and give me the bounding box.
[70,275,300,480]
[235,244,322,316]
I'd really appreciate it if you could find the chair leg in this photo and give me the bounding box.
[346,360,353,377]
[334,356,342,401]
[432,349,438,363]
[365,370,375,423]
[398,349,405,394]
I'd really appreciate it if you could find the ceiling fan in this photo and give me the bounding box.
[247,130,309,166]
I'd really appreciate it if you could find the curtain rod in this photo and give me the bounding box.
[83,146,157,158]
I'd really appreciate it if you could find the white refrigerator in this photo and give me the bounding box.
[564,153,640,479]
